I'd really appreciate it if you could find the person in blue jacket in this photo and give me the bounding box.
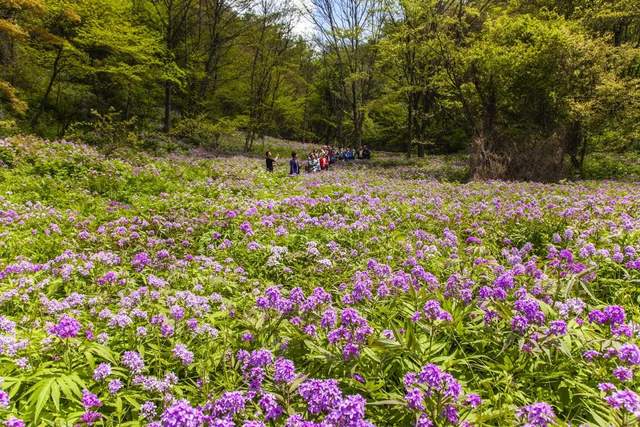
[289,151,300,175]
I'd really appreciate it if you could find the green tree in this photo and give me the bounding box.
[465,14,605,180]
[243,0,298,152]
[0,0,44,115]
[308,0,387,147]
[144,0,194,132]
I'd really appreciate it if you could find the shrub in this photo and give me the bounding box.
[67,108,137,152]
[171,115,243,150]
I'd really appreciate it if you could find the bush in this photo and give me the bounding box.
[67,108,137,152]
[171,115,242,150]
[0,119,19,138]
[0,139,15,167]
[582,153,640,180]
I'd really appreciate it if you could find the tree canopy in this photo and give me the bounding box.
[0,0,638,179]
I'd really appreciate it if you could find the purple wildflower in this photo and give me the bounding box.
[122,351,145,373]
[140,401,157,419]
[298,379,343,414]
[516,402,556,427]
[173,343,194,365]
[93,363,111,381]
[405,388,425,410]
[465,393,482,408]
[160,400,204,427]
[81,389,102,409]
[259,393,284,421]
[274,357,296,383]
[613,366,633,382]
[4,417,25,427]
[50,314,82,339]
[108,379,123,394]
[80,411,102,425]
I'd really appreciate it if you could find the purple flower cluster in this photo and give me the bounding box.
[4,417,25,427]
[297,379,373,425]
[0,390,9,408]
[588,305,626,326]
[131,252,151,271]
[327,308,373,360]
[403,363,480,425]
[81,389,102,408]
[256,287,372,361]
[173,343,194,365]
[160,400,205,427]
[603,386,640,417]
[516,402,556,427]
[298,379,343,414]
[419,299,452,322]
[49,314,82,339]
[121,350,145,373]
[93,362,111,381]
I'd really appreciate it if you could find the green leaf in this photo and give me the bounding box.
[30,378,54,423]
[367,399,404,406]
[58,375,81,400]
[51,380,61,412]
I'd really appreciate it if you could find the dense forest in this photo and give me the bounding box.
[0,0,639,179]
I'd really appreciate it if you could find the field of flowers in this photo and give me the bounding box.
[0,136,639,426]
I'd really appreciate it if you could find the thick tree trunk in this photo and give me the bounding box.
[578,133,588,174]
[471,76,500,179]
[199,38,220,99]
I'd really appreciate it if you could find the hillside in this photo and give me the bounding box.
[0,136,639,425]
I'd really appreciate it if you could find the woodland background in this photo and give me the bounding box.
[0,0,639,180]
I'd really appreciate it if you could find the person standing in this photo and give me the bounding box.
[289,151,300,175]
[319,151,327,171]
[265,151,278,172]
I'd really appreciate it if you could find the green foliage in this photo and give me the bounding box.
[0,119,19,138]
[581,152,640,180]
[467,14,598,134]
[171,115,245,149]
[0,0,638,175]
[67,109,137,151]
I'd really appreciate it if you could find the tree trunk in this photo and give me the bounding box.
[414,95,425,158]
[351,80,362,147]
[199,37,220,99]
[470,75,501,179]
[578,131,588,174]
[566,120,583,171]
[244,129,255,152]
[406,97,412,158]
[31,46,63,127]
[163,81,172,132]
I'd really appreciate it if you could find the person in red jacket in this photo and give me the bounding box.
[319,154,327,171]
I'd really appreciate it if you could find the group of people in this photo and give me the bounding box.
[265,145,372,175]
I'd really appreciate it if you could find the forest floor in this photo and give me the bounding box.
[193,132,471,181]
[206,132,639,182]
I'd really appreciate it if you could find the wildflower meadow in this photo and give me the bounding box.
[0,136,639,426]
